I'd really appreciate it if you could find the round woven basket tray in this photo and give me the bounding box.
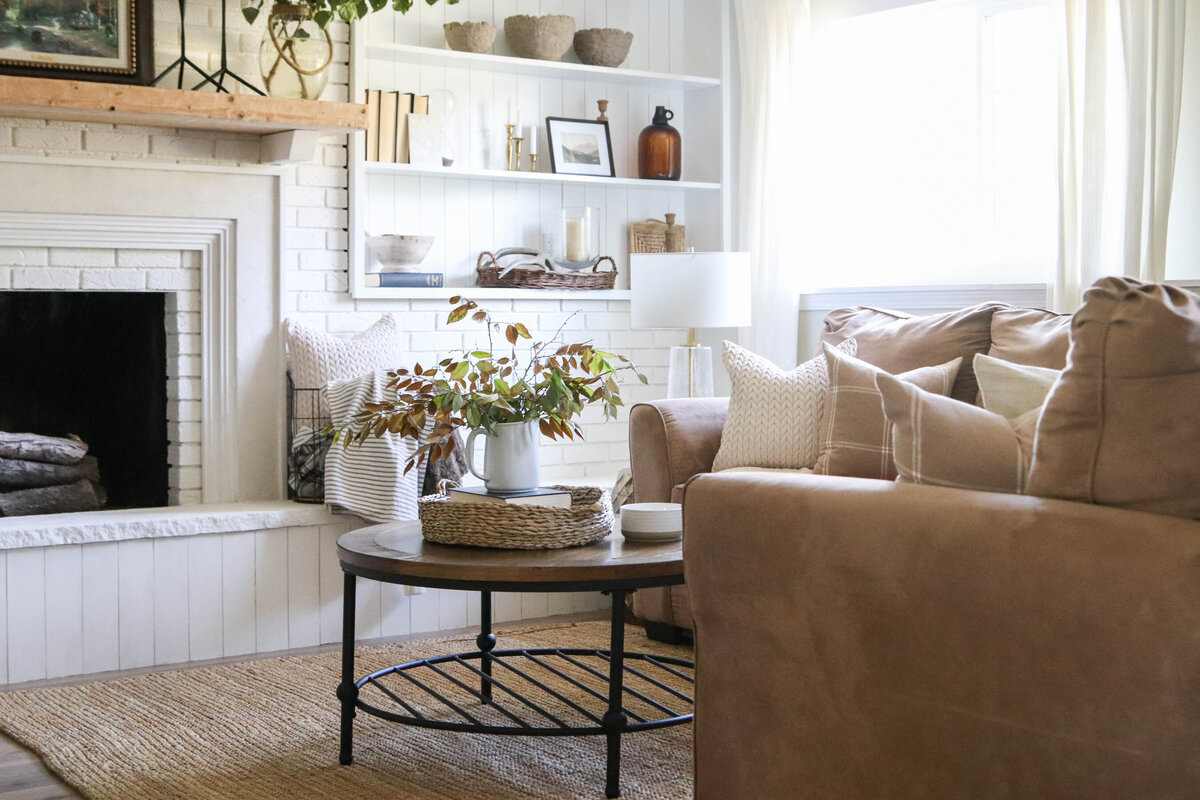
[418,485,614,550]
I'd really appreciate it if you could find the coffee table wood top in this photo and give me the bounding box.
[338,521,684,591]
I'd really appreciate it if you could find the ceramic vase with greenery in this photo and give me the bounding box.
[334,297,647,479]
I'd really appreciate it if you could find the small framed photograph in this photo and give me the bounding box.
[0,0,153,84]
[545,117,616,178]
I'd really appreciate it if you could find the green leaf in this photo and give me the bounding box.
[513,323,532,339]
[240,3,261,24]
[393,0,413,11]
[451,360,470,381]
[448,304,470,324]
[470,351,490,358]
[313,9,333,26]
[369,0,387,10]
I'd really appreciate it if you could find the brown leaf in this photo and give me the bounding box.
[505,325,518,345]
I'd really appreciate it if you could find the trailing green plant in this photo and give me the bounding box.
[333,297,647,474]
[243,0,458,31]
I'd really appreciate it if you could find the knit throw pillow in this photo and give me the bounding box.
[712,338,857,472]
[815,343,962,480]
[878,372,1039,494]
[285,314,406,390]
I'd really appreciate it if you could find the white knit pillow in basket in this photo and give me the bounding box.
[285,314,406,390]
[712,338,857,472]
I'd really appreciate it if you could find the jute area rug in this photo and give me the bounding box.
[0,621,693,800]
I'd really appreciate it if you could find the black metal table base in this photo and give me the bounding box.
[337,576,694,799]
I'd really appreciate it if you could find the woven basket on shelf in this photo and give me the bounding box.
[476,251,617,290]
[418,485,614,549]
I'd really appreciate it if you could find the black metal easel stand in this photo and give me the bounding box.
[155,0,264,95]
[192,0,264,94]
[153,0,217,88]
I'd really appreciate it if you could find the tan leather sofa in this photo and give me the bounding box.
[629,287,1200,796]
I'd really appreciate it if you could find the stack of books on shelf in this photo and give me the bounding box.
[364,89,429,164]
[364,272,444,288]
[447,486,572,509]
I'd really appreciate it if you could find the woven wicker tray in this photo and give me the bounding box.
[418,486,614,549]
[476,251,617,290]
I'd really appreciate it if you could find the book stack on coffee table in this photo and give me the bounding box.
[447,486,572,509]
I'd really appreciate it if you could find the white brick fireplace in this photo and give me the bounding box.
[0,155,285,506]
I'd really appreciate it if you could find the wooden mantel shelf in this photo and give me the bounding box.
[0,75,367,162]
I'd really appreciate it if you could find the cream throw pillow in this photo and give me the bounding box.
[973,353,1061,419]
[712,338,857,472]
[878,372,1039,494]
[285,314,406,390]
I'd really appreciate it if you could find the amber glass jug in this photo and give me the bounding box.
[638,106,681,180]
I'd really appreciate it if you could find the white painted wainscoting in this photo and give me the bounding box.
[0,507,605,686]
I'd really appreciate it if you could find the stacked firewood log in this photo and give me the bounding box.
[0,432,106,516]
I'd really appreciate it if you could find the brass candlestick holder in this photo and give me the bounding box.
[504,124,516,171]
[528,153,538,172]
[510,138,524,172]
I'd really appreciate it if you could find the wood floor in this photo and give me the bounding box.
[0,736,78,799]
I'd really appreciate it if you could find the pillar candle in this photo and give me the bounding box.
[526,125,538,155]
[566,217,588,262]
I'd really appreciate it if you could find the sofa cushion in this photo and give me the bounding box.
[878,372,1038,494]
[712,339,857,472]
[987,307,1072,369]
[973,353,1061,419]
[815,343,961,480]
[820,303,1008,403]
[1028,277,1200,519]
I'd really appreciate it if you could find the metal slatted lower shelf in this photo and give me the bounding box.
[356,647,695,736]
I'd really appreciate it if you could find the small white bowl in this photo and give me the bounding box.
[365,234,435,272]
[620,502,682,542]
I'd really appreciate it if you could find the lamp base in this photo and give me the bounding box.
[667,345,714,398]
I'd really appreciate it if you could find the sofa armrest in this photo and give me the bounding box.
[685,472,1200,799]
[628,398,728,504]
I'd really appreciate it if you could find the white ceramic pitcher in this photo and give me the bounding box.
[465,420,541,493]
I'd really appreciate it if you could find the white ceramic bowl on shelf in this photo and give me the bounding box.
[365,235,435,272]
[619,502,682,542]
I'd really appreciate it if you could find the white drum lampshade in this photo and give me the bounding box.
[630,252,752,397]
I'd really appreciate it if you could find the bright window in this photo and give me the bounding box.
[798,0,1057,289]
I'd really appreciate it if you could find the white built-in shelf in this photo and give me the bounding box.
[359,286,632,301]
[364,161,720,190]
[364,43,722,92]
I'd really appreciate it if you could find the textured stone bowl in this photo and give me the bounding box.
[365,235,435,272]
[504,14,575,61]
[573,28,633,68]
[443,21,496,53]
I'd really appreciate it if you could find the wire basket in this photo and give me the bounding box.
[287,375,332,503]
[418,485,614,549]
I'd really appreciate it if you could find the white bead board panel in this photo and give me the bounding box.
[352,0,726,293]
[2,526,606,686]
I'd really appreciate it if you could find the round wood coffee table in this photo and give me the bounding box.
[336,521,691,799]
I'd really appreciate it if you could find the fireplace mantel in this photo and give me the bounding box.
[0,76,367,163]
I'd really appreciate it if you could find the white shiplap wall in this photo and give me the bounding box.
[2,521,606,686]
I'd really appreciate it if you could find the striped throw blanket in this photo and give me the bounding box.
[323,370,423,523]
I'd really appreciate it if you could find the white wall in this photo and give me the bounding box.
[0,2,691,490]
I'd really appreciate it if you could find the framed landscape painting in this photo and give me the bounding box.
[546,117,616,178]
[0,0,152,84]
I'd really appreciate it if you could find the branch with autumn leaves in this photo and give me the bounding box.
[332,297,648,475]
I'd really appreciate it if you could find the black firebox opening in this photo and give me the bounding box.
[0,291,169,510]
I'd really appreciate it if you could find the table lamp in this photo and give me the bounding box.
[630,252,752,397]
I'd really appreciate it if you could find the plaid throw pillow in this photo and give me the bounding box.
[814,343,962,480]
[877,372,1040,494]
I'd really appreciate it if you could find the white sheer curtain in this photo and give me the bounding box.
[733,0,811,368]
[1054,0,1187,310]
